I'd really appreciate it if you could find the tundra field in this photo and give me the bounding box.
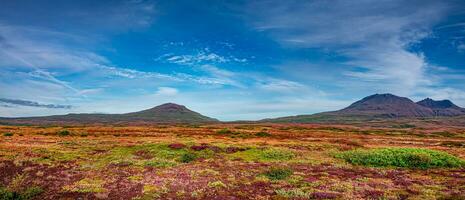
[0,123,464,200]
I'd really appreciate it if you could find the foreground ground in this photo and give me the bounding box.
[0,123,464,199]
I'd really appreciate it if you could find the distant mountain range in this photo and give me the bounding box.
[0,103,218,125]
[262,93,465,123]
[1,94,465,125]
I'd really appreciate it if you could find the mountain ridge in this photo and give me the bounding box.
[263,93,465,123]
[0,103,218,125]
[2,94,465,125]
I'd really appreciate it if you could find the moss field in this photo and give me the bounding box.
[0,124,464,199]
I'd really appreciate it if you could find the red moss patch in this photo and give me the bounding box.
[168,143,186,149]
[191,145,209,151]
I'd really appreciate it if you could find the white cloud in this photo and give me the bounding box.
[155,87,178,96]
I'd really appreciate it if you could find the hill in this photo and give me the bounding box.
[0,103,218,125]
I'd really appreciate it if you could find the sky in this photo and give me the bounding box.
[1,0,465,121]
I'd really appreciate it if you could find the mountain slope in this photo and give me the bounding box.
[416,98,465,116]
[336,93,434,117]
[0,103,218,125]
[263,93,465,123]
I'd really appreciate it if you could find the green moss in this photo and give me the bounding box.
[336,148,465,169]
[90,143,216,168]
[229,148,295,162]
[144,159,177,168]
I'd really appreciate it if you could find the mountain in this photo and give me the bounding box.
[416,98,465,116]
[263,93,465,123]
[335,93,434,117]
[0,103,218,125]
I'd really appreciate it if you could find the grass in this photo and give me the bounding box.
[336,148,465,169]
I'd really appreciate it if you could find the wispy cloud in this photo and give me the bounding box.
[0,98,72,109]
[246,0,450,95]
[157,48,247,66]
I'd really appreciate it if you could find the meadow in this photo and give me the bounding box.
[0,123,464,199]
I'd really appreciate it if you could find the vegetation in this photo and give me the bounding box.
[0,186,43,200]
[255,131,271,137]
[337,148,465,169]
[2,132,13,137]
[179,152,196,163]
[263,167,293,180]
[216,128,233,134]
[56,130,70,136]
[229,148,295,162]
[1,124,465,199]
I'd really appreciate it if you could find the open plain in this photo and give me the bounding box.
[1,123,464,199]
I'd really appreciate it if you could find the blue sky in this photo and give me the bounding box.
[1,0,465,120]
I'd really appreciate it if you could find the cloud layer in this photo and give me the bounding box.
[0,98,72,109]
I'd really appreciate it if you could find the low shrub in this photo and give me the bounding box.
[179,152,196,163]
[440,141,465,148]
[19,187,44,200]
[263,167,293,180]
[336,148,465,169]
[57,130,70,137]
[3,132,13,137]
[431,131,456,137]
[0,186,43,200]
[216,128,234,134]
[255,131,271,137]
[391,124,416,129]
